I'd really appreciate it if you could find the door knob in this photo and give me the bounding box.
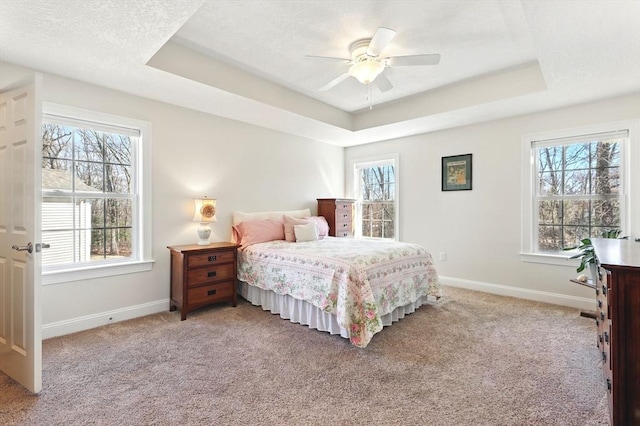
[11,242,50,253]
[12,242,33,253]
[35,243,50,252]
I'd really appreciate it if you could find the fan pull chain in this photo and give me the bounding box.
[367,84,374,110]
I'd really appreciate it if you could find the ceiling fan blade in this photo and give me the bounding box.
[387,54,441,67]
[373,73,393,92]
[319,73,351,91]
[367,27,397,56]
[305,55,350,63]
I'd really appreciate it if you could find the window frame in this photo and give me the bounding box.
[351,154,400,241]
[520,119,639,266]
[41,103,153,285]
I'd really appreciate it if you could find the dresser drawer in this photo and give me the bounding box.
[187,263,235,287]
[597,302,608,324]
[336,231,352,238]
[188,281,235,306]
[336,218,353,238]
[337,219,352,228]
[187,250,235,268]
[601,331,611,369]
[336,210,352,221]
[596,297,605,349]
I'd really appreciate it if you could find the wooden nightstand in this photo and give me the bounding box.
[167,242,239,320]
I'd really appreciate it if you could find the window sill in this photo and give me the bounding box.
[520,252,578,267]
[42,260,155,285]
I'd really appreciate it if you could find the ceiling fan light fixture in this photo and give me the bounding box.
[348,60,385,85]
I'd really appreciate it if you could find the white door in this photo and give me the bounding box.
[0,75,43,393]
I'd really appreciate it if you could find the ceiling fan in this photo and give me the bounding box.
[307,27,441,93]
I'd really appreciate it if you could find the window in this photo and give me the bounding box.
[534,133,623,251]
[521,119,639,264]
[41,103,152,284]
[353,157,398,240]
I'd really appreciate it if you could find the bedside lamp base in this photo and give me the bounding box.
[197,223,212,245]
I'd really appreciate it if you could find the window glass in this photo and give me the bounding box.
[533,134,624,252]
[41,120,138,267]
[355,161,396,240]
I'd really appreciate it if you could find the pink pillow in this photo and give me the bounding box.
[284,215,309,242]
[305,216,330,238]
[232,219,285,248]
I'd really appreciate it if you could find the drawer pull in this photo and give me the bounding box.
[604,331,609,343]
[208,255,217,262]
[606,379,611,392]
[343,214,349,218]
[207,271,217,278]
[600,312,605,321]
[596,288,599,296]
[599,334,603,343]
[602,286,607,295]
[596,318,600,327]
[598,300,603,308]
[207,289,217,296]
[343,223,348,227]
[602,351,607,362]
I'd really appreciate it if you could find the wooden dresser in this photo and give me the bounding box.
[168,242,239,320]
[592,238,640,426]
[317,198,355,238]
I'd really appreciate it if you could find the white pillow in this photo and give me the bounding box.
[233,209,311,225]
[293,222,319,242]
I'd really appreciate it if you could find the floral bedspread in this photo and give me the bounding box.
[237,237,441,348]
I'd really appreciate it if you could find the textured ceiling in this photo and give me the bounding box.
[1,0,639,146]
[173,0,538,112]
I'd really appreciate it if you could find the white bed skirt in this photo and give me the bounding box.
[237,281,430,340]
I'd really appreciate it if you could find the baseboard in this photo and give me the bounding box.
[440,276,595,312]
[42,299,170,340]
[40,280,594,339]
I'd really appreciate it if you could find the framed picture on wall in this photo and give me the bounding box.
[442,154,472,191]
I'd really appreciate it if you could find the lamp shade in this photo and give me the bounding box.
[348,60,385,85]
[193,197,217,223]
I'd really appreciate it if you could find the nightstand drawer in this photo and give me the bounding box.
[187,263,235,287]
[188,282,234,306]
[187,250,235,268]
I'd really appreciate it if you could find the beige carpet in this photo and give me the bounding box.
[1,287,608,425]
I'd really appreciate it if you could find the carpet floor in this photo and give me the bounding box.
[0,286,608,425]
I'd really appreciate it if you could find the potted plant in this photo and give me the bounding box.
[564,238,597,282]
[564,229,624,283]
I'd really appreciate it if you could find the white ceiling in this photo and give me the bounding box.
[1,0,639,147]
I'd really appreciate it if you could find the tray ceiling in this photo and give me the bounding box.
[1,1,639,146]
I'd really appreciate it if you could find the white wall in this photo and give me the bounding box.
[346,93,640,309]
[3,59,638,335]
[1,63,344,337]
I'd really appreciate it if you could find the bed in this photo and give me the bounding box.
[233,209,442,348]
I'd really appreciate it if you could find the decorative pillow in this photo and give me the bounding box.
[294,222,319,242]
[232,219,285,248]
[305,216,330,238]
[284,215,309,242]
